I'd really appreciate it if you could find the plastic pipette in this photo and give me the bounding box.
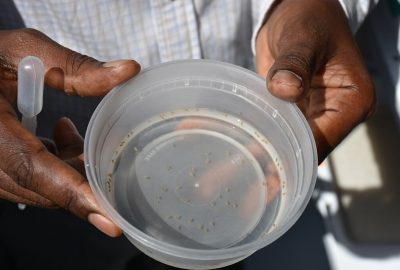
[17,56,45,210]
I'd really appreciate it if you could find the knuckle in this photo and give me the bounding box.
[6,151,35,189]
[65,52,97,76]
[4,144,47,191]
[62,188,79,212]
[64,52,99,95]
[285,53,311,70]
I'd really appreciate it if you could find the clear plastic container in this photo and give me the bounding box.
[84,60,317,269]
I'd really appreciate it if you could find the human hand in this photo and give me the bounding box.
[255,0,375,163]
[0,28,141,236]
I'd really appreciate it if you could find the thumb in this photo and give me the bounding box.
[267,46,317,102]
[2,28,141,97]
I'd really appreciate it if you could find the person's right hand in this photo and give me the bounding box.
[0,28,141,237]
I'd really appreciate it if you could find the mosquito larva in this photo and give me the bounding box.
[189,167,197,177]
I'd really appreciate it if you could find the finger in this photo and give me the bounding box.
[266,31,327,102]
[39,137,58,155]
[64,154,85,176]
[258,0,338,102]
[1,28,141,97]
[53,117,83,159]
[0,188,47,206]
[53,118,86,174]
[0,97,121,237]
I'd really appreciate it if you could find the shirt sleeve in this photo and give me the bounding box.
[338,0,380,32]
[251,0,380,54]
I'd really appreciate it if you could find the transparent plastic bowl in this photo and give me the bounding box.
[84,60,317,269]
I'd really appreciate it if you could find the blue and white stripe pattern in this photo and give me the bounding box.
[13,0,275,70]
[13,0,377,70]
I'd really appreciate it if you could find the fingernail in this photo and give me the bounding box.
[270,70,303,98]
[103,59,131,68]
[88,213,122,237]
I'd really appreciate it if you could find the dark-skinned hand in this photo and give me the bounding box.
[0,28,140,237]
[256,0,375,163]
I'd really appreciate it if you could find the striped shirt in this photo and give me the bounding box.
[13,0,378,70]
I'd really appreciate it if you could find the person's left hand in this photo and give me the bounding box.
[255,0,375,163]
